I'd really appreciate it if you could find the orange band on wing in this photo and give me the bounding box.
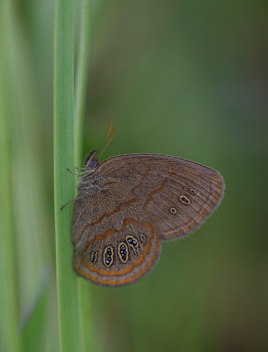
[74,235,159,286]
[90,197,137,226]
[144,171,177,207]
[74,218,159,286]
[82,219,153,276]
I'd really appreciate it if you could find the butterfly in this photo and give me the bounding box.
[62,122,225,287]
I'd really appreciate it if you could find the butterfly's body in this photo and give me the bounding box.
[70,153,224,287]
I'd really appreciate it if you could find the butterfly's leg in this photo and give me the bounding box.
[77,185,96,194]
[60,198,76,210]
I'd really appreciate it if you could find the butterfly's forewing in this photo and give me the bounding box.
[71,178,160,287]
[100,154,225,240]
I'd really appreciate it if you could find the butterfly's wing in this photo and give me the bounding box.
[71,180,160,287]
[99,154,225,241]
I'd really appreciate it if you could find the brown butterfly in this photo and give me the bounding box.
[63,123,225,287]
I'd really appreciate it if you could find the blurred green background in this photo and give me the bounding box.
[1,0,268,351]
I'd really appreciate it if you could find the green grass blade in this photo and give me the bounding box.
[20,267,50,352]
[0,96,21,352]
[75,0,92,163]
[0,1,21,351]
[74,2,94,350]
[54,0,79,351]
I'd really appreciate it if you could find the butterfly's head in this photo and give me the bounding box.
[84,149,100,171]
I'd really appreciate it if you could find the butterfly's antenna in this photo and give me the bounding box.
[98,120,115,159]
[102,120,112,150]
